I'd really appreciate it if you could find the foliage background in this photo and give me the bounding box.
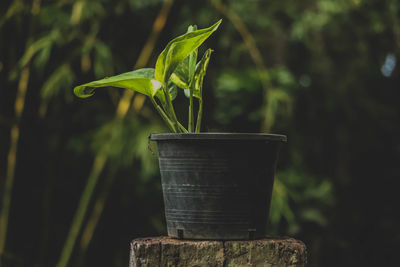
[1,0,399,266]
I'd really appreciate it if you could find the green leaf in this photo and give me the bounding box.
[155,19,221,83]
[73,68,162,98]
[191,48,213,99]
[34,45,52,71]
[301,208,328,226]
[183,88,191,98]
[153,80,177,108]
[170,25,198,89]
[155,90,166,106]
[20,29,59,67]
[168,80,178,101]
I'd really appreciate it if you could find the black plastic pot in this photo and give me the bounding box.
[150,133,287,240]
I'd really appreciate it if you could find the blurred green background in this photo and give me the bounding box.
[1,0,399,266]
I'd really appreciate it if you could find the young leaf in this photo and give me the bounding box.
[191,48,213,99]
[155,90,167,106]
[155,20,221,83]
[170,25,198,89]
[73,68,162,98]
[153,80,177,108]
[168,80,178,101]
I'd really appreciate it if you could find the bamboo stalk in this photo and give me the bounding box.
[78,165,117,255]
[0,3,42,265]
[212,0,273,131]
[55,1,175,266]
[121,0,175,116]
[55,149,108,267]
[0,66,30,263]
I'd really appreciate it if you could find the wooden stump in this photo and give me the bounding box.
[130,236,307,267]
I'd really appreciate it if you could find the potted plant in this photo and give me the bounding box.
[74,20,286,240]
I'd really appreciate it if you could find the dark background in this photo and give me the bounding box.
[1,0,399,266]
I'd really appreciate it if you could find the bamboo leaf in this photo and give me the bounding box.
[42,64,75,100]
[19,30,59,67]
[73,68,162,98]
[155,20,221,83]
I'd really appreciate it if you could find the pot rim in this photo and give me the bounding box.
[149,132,287,142]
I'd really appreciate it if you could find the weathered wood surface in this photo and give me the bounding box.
[130,236,307,267]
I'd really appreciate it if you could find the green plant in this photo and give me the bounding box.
[74,20,221,133]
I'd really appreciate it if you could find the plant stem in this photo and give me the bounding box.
[188,90,194,132]
[177,121,189,133]
[195,98,203,133]
[162,84,180,132]
[150,97,177,132]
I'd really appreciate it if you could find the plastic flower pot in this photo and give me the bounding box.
[150,133,287,240]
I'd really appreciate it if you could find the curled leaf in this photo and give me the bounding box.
[73,68,162,98]
[191,48,213,99]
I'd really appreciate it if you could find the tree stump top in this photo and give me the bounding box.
[130,236,307,267]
